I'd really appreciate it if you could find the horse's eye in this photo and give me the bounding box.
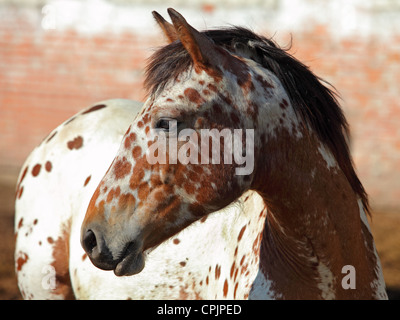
[156,119,170,130]
[155,118,179,132]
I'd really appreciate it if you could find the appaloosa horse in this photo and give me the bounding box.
[80,9,387,299]
[14,99,264,300]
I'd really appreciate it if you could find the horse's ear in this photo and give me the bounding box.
[167,8,216,70]
[152,11,178,43]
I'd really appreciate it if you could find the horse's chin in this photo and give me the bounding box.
[113,250,145,276]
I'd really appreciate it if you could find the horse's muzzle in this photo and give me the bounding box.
[81,226,145,276]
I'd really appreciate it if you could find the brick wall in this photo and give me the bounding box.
[1,0,399,211]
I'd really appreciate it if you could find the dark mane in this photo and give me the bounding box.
[145,27,369,214]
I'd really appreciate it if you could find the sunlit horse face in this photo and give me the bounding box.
[81,9,280,276]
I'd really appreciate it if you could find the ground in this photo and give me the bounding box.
[1,175,399,300]
[0,176,20,300]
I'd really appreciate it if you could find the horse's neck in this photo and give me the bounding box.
[251,129,387,299]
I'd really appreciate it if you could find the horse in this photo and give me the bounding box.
[14,97,264,299]
[80,9,388,299]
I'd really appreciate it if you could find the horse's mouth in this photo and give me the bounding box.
[114,241,145,276]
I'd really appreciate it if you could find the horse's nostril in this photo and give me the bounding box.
[82,229,97,254]
[81,228,117,271]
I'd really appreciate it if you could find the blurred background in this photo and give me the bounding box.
[0,0,399,299]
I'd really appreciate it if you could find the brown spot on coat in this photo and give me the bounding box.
[50,220,75,299]
[184,88,205,106]
[223,279,229,297]
[143,113,151,124]
[234,282,239,299]
[46,131,58,143]
[255,74,274,89]
[67,136,83,150]
[82,104,106,114]
[238,225,246,241]
[64,116,77,125]
[138,182,150,201]
[113,158,132,180]
[84,175,91,187]
[215,264,221,280]
[45,161,52,172]
[17,186,24,199]
[107,186,121,203]
[16,252,29,271]
[118,193,136,210]
[124,132,137,149]
[16,166,29,200]
[132,146,142,159]
[32,164,41,177]
[18,167,28,185]
[17,218,23,229]
[230,262,236,279]
[207,84,218,92]
[130,161,145,190]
